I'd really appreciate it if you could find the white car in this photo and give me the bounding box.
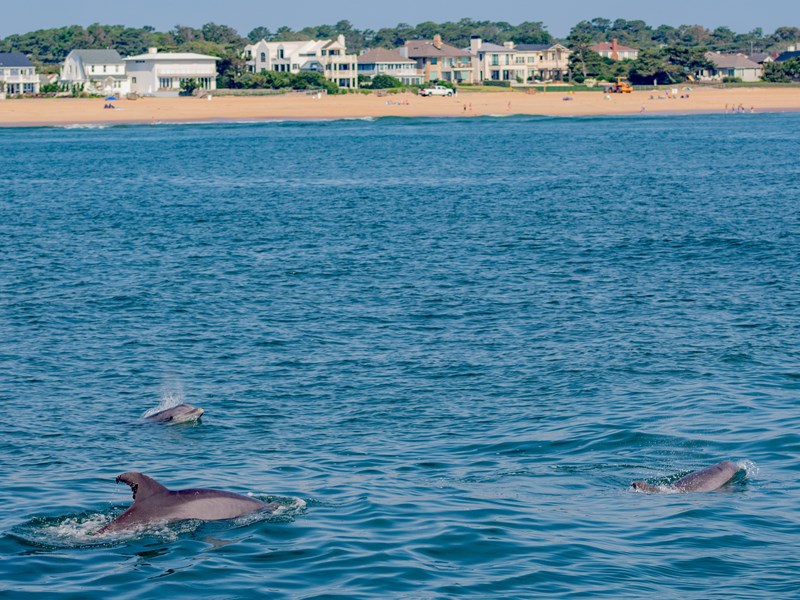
[418,85,454,97]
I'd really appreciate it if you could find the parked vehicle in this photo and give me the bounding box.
[605,77,634,93]
[418,85,454,97]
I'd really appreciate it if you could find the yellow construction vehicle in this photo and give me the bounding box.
[605,77,634,93]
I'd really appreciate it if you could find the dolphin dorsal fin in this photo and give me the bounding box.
[115,472,169,501]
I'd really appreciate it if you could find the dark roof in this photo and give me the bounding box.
[69,49,124,64]
[358,48,415,64]
[775,51,800,62]
[404,40,470,58]
[0,52,33,67]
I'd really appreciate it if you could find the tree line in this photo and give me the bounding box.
[1,18,798,85]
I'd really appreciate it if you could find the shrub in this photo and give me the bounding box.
[371,74,404,89]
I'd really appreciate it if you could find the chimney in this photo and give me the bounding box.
[611,38,619,61]
[148,47,158,54]
[470,36,482,54]
[433,34,443,50]
[337,34,346,47]
[504,41,515,49]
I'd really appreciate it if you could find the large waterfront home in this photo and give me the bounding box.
[60,49,130,95]
[400,35,474,84]
[590,40,639,61]
[0,52,40,95]
[702,52,763,82]
[357,48,422,85]
[123,48,218,95]
[244,36,358,89]
[514,44,571,81]
[469,38,517,82]
[468,37,570,83]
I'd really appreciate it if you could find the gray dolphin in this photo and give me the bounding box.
[97,472,273,534]
[144,403,204,424]
[631,461,740,493]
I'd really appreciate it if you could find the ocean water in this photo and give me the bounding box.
[1,113,799,598]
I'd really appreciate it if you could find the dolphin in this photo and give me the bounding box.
[97,472,273,534]
[631,461,740,493]
[144,403,204,424]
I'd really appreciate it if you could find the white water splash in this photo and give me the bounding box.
[141,377,185,418]
[738,459,758,480]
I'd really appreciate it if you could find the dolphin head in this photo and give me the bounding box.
[630,480,660,493]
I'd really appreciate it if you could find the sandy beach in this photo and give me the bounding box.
[1,87,799,126]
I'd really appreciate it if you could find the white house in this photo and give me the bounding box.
[702,53,763,82]
[123,48,218,95]
[590,39,639,61]
[0,52,40,95]
[60,49,129,95]
[357,48,421,85]
[469,39,518,82]
[468,37,571,83]
[244,35,358,88]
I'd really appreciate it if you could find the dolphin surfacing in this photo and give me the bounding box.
[631,461,740,493]
[98,472,272,534]
[144,403,204,424]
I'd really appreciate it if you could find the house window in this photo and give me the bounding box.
[132,77,137,84]
[261,52,266,62]
[103,65,107,73]
[491,55,499,66]
[430,57,438,65]
[278,49,284,59]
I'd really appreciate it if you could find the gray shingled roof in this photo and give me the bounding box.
[747,53,771,64]
[474,42,513,53]
[358,48,415,64]
[70,49,124,64]
[404,40,470,58]
[0,52,33,67]
[706,52,761,69]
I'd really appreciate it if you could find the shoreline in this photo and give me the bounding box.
[2,88,800,128]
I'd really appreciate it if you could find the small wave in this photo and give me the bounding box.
[10,512,118,549]
[58,124,110,130]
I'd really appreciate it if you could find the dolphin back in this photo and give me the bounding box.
[673,461,739,492]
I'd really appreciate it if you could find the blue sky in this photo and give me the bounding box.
[3,0,797,39]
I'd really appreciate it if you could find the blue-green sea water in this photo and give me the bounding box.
[1,114,799,598]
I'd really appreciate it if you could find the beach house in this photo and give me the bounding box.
[244,36,358,89]
[702,53,763,82]
[123,49,218,95]
[60,49,130,95]
[590,39,639,61]
[400,35,474,84]
[514,44,571,82]
[357,48,422,85]
[468,37,570,83]
[469,38,519,83]
[0,52,40,95]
